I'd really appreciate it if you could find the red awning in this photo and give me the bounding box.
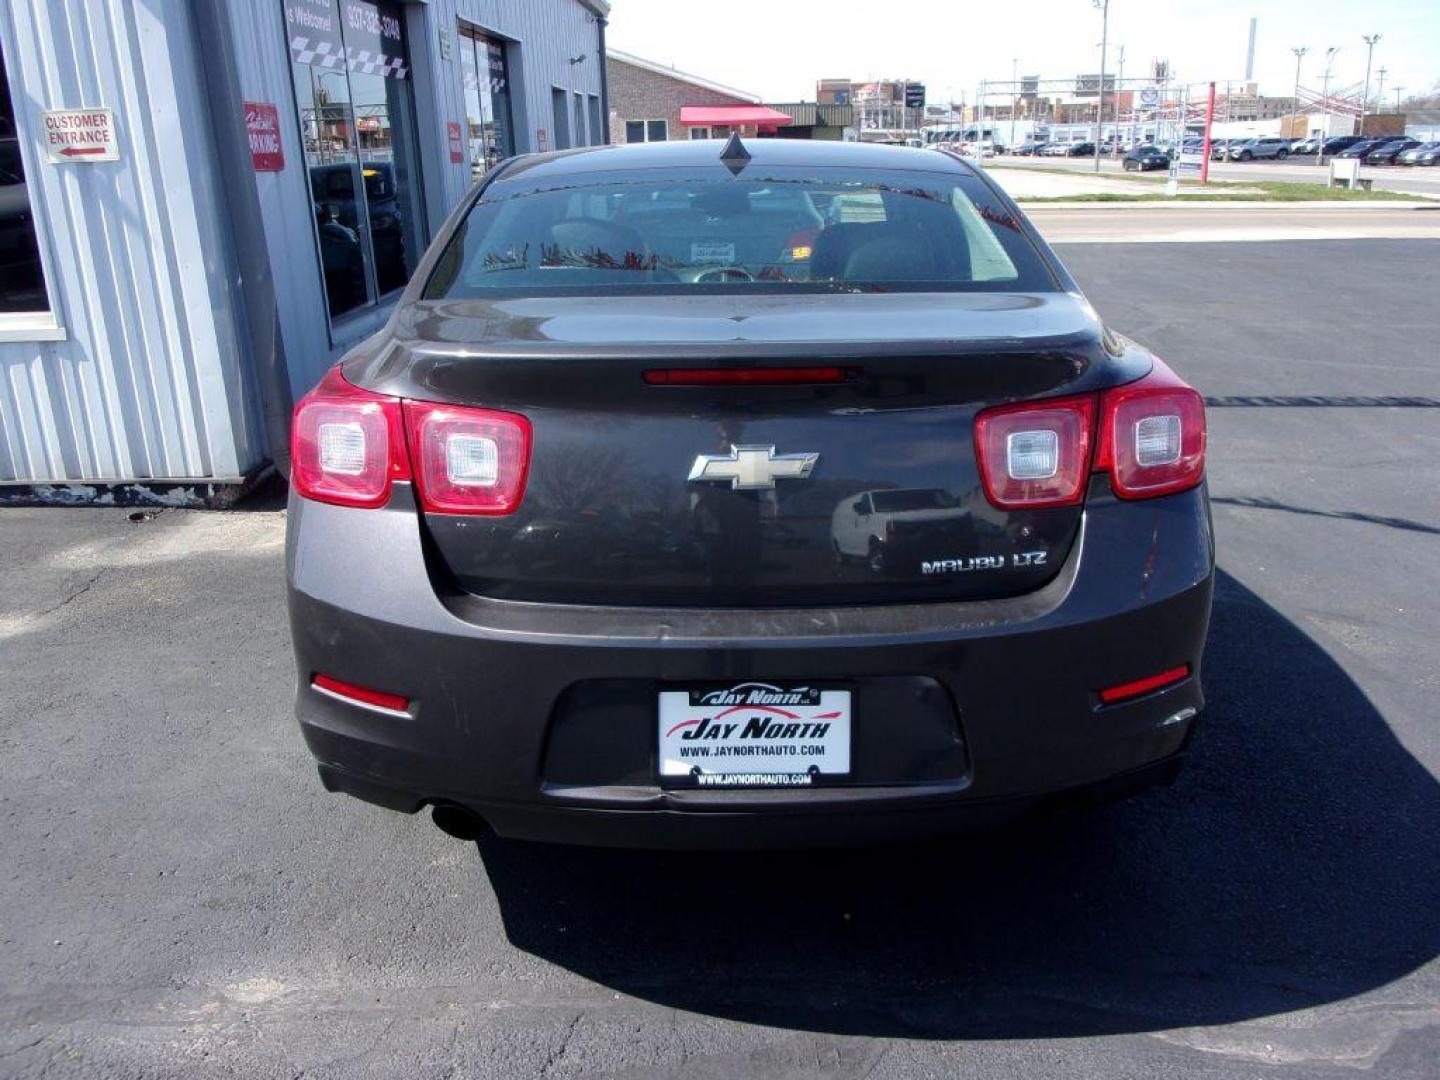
[679,105,794,128]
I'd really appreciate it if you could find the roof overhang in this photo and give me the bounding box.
[680,105,794,129]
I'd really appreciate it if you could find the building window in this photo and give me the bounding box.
[573,92,585,146]
[284,0,426,324]
[458,24,513,178]
[587,95,602,145]
[552,88,571,149]
[0,39,51,318]
[624,119,668,143]
[689,127,710,140]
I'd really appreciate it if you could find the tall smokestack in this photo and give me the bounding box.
[1245,17,1257,81]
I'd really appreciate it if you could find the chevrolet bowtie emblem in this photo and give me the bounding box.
[688,445,819,490]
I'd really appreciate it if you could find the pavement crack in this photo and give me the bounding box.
[539,1013,583,1077]
[34,570,105,619]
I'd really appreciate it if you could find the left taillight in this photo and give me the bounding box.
[403,401,531,515]
[291,366,532,515]
[291,367,410,509]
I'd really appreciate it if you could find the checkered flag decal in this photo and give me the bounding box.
[346,48,409,79]
[291,38,408,80]
[290,36,344,69]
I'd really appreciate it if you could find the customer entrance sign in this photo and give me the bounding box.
[42,108,119,163]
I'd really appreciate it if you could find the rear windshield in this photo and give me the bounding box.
[423,165,1057,297]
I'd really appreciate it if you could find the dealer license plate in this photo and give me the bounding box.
[657,682,851,787]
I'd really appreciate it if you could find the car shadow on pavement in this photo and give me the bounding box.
[473,569,1440,1038]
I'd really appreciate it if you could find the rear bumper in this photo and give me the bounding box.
[287,480,1214,848]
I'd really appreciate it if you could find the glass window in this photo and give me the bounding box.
[573,93,585,147]
[458,26,512,179]
[551,89,570,149]
[689,127,710,140]
[587,95,602,146]
[0,39,51,315]
[423,166,1057,298]
[623,120,668,144]
[284,0,426,323]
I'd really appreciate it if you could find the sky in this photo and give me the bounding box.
[605,0,1438,107]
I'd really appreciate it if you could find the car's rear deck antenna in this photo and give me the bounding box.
[719,131,751,176]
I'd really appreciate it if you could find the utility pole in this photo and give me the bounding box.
[1394,87,1404,112]
[1375,67,1387,113]
[1289,47,1306,146]
[1011,58,1018,149]
[1114,44,1125,149]
[1317,46,1339,166]
[1359,34,1380,135]
[1093,0,1110,173]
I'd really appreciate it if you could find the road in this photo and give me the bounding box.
[1027,202,1440,243]
[1000,153,1440,198]
[2,239,1438,1078]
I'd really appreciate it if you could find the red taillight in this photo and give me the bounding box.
[312,673,409,713]
[1098,663,1190,704]
[292,365,532,515]
[972,358,1206,511]
[291,367,410,509]
[643,366,852,386]
[973,394,1096,509]
[403,401,531,515]
[1095,358,1207,499]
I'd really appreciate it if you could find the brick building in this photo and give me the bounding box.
[606,49,792,142]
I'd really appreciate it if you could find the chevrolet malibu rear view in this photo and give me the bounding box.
[286,138,1213,848]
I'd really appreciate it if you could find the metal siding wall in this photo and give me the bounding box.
[452,0,604,155]
[224,0,339,398]
[0,0,264,483]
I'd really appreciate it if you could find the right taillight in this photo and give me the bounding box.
[974,394,1096,509]
[1095,358,1207,499]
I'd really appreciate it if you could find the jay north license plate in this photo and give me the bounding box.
[657,682,851,787]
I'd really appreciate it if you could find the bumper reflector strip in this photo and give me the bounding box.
[1098,664,1190,705]
[312,674,409,714]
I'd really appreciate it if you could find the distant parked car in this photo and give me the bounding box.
[1224,136,1291,161]
[1398,142,1440,166]
[1013,141,1044,156]
[1122,144,1171,171]
[1365,138,1420,165]
[1065,142,1095,157]
[1313,135,1366,156]
[1336,138,1392,159]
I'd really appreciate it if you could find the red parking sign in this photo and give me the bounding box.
[447,120,464,164]
[244,102,284,172]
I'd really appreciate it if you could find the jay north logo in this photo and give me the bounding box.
[694,682,821,708]
[679,683,837,743]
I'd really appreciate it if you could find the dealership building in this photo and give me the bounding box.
[0,0,609,501]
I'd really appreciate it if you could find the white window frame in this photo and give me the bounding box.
[0,64,66,341]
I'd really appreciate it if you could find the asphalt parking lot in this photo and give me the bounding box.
[2,238,1437,1078]
[999,153,1440,198]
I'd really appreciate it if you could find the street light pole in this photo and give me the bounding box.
[1289,47,1306,147]
[1316,46,1339,167]
[1359,34,1380,135]
[1093,0,1109,174]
